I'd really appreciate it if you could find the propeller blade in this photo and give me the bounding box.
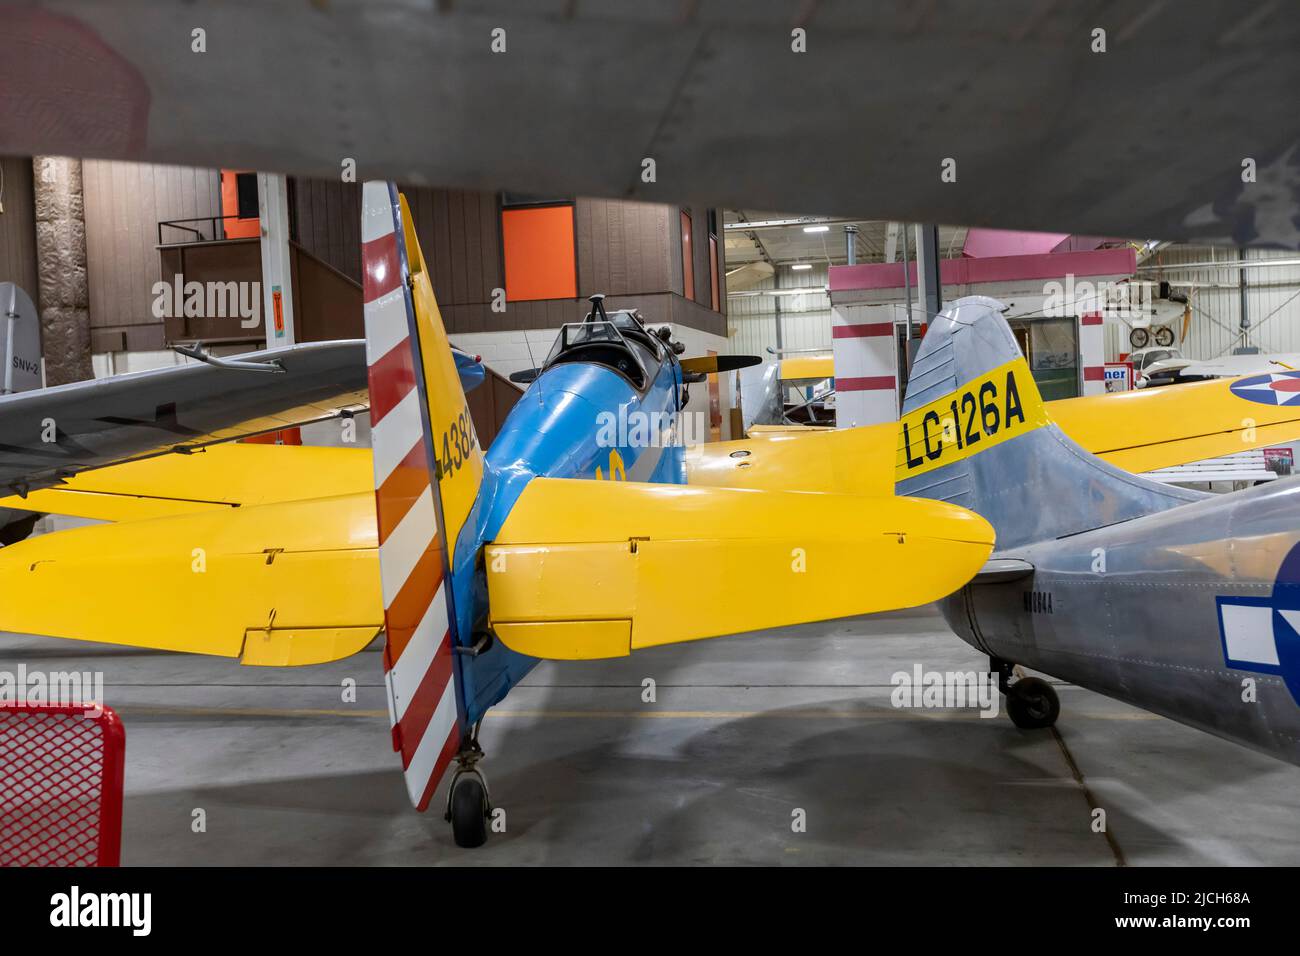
[679,355,762,374]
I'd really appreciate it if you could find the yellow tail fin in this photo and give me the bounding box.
[399,193,484,557]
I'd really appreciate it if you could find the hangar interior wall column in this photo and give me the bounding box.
[913,224,941,331]
[257,172,296,346]
[830,302,899,429]
[1079,312,1106,396]
[31,157,91,386]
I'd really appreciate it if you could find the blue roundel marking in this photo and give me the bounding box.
[1229,370,1300,406]
[1273,540,1300,703]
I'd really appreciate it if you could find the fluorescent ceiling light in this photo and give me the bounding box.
[791,263,813,270]
[803,225,830,233]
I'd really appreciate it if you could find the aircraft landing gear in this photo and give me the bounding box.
[444,730,491,848]
[992,658,1060,730]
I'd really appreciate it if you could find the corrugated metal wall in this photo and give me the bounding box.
[730,249,1300,363]
[1110,246,1300,360]
[727,263,833,355]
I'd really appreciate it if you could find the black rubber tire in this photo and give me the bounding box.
[1007,677,1060,730]
[449,775,488,848]
[1153,325,1175,347]
[1129,327,1150,350]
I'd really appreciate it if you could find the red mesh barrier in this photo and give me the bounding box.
[0,704,125,866]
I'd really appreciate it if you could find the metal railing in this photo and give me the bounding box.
[157,213,256,245]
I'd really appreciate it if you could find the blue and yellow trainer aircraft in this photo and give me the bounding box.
[0,183,994,846]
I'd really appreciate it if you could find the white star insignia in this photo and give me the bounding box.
[1234,374,1300,405]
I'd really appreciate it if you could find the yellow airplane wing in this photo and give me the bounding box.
[690,375,1300,491]
[780,355,834,380]
[0,458,990,665]
[0,491,381,665]
[1047,376,1300,474]
[484,477,993,660]
[0,443,373,522]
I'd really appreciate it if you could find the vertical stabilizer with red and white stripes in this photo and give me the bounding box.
[361,180,472,811]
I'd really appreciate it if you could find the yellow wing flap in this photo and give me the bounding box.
[0,491,381,664]
[0,443,374,522]
[485,477,993,659]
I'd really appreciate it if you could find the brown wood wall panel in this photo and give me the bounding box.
[0,157,39,298]
[692,203,711,306]
[83,160,221,338]
[463,192,482,302]
[443,293,717,337]
[289,182,723,338]
[575,197,676,298]
[478,194,501,301]
[465,365,523,451]
[292,178,362,283]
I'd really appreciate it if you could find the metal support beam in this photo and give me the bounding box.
[773,266,784,352]
[883,222,900,263]
[901,222,913,340]
[723,216,858,231]
[914,223,942,331]
[844,224,858,265]
[1237,247,1251,350]
[257,172,296,346]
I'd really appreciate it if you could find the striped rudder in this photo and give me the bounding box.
[361,180,472,811]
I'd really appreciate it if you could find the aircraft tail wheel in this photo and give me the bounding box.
[448,771,490,848]
[1006,677,1060,730]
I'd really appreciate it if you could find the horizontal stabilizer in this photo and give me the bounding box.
[0,492,380,664]
[485,477,993,659]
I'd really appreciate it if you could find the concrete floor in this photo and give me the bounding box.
[5,607,1299,866]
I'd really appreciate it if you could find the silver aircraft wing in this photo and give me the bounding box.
[2,2,1299,248]
[0,340,368,496]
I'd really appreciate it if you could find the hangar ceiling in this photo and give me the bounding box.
[723,214,969,268]
[2,1,1298,247]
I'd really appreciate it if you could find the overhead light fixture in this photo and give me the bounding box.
[803,225,830,233]
[791,263,813,270]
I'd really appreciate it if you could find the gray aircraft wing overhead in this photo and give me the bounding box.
[3,1,1299,247]
[0,340,368,497]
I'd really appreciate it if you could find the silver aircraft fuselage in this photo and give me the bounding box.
[943,477,1300,765]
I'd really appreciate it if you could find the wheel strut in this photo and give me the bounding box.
[444,723,492,848]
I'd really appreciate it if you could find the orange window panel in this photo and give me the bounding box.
[502,205,577,302]
[220,170,260,239]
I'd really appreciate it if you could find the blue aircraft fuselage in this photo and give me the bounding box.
[448,340,686,722]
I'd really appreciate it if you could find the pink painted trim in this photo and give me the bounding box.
[838,376,896,392]
[962,228,1069,259]
[1083,366,1106,381]
[832,322,893,338]
[829,248,1137,294]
